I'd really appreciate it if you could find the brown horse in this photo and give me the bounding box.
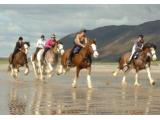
[113,42,157,86]
[57,39,99,88]
[8,42,30,79]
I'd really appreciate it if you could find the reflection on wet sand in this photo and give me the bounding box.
[9,82,27,115]
[8,80,160,115]
[31,82,56,115]
[71,89,93,114]
[118,86,157,114]
[26,82,93,115]
[4,64,160,115]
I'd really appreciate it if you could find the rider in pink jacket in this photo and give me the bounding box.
[43,34,57,59]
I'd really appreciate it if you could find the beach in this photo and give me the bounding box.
[0,64,160,115]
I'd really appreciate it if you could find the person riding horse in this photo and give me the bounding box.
[42,34,57,60]
[127,34,144,65]
[68,29,88,66]
[33,35,46,61]
[11,36,26,64]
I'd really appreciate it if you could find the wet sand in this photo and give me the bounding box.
[0,64,160,115]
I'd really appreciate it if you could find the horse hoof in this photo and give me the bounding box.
[56,72,61,76]
[151,81,156,86]
[72,84,76,88]
[112,72,117,77]
[134,83,141,87]
[88,86,92,89]
[24,72,29,75]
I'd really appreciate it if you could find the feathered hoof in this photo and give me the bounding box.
[88,86,93,89]
[134,83,141,87]
[151,81,156,86]
[72,84,77,88]
[56,72,61,76]
[112,72,117,77]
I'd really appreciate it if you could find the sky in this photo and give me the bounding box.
[1,4,160,57]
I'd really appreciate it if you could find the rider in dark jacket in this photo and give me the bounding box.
[11,37,24,64]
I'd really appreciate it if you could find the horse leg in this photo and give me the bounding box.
[134,71,141,86]
[56,64,64,75]
[31,60,38,78]
[146,67,155,85]
[47,62,53,73]
[122,72,127,86]
[10,65,14,76]
[87,67,92,89]
[13,67,18,79]
[72,67,80,88]
[8,64,12,72]
[31,55,38,78]
[113,68,120,76]
[24,63,29,75]
[38,60,43,80]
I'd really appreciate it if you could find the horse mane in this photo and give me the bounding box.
[57,40,63,45]
[143,42,156,50]
[86,38,96,45]
[24,41,30,47]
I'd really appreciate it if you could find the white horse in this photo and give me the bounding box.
[31,41,64,80]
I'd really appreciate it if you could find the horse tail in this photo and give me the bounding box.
[7,63,12,72]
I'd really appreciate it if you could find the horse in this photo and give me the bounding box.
[113,42,157,86]
[8,42,30,79]
[31,41,64,80]
[57,39,99,88]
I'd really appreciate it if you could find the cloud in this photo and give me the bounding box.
[1,4,160,57]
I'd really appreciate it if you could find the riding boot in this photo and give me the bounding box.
[68,52,74,66]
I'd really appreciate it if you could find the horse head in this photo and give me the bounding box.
[86,38,99,58]
[143,42,157,61]
[23,41,30,54]
[51,41,64,55]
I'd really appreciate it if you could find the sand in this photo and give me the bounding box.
[0,64,160,115]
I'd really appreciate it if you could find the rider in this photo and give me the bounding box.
[11,36,24,64]
[33,35,45,60]
[42,33,57,59]
[68,29,88,66]
[127,34,144,65]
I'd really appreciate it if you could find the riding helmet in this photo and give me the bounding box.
[80,29,87,33]
[41,35,45,39]
[51,33,56,38]
[19,36,23,40]
[138,34,144,39]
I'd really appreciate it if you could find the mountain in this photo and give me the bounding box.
[60,20,160,62]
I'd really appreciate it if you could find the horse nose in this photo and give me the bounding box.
[94,51,99,58]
